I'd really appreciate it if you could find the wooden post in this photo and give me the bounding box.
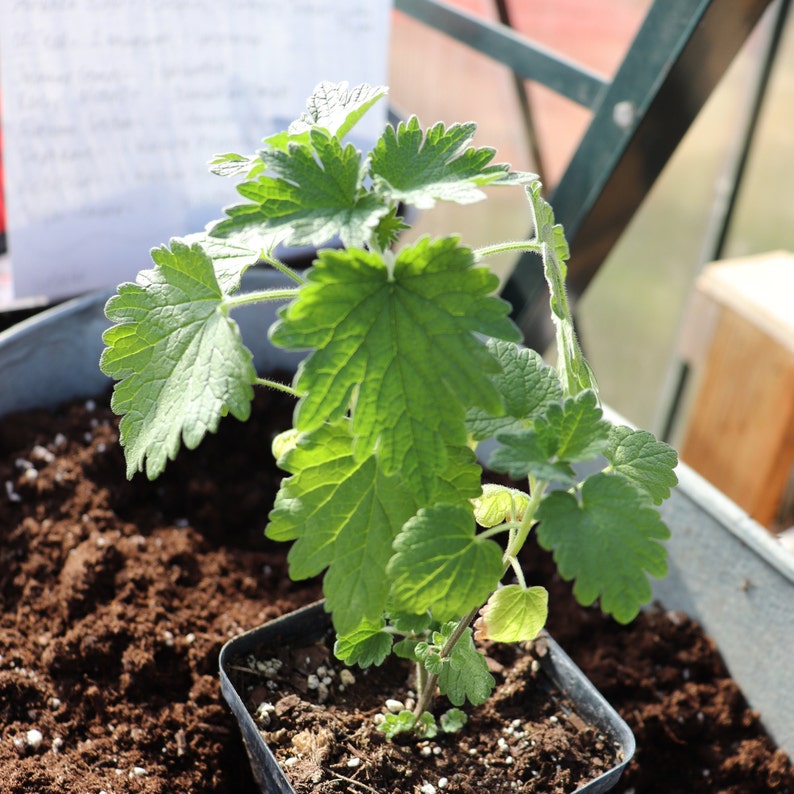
[679,251,794,529]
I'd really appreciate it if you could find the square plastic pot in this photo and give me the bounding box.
[219,601,635,794]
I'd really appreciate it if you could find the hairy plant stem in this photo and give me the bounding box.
[255,377,301,397]
[412,476,550,723]
[223,287,299,310]
[259,254,306,284]
[503,475,548,563]
[476,240,542,258]
[412,604,480,720]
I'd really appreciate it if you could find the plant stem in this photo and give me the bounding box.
[412,478,550,723]
[260,254,306,284]
[223,287,299,310]
[509,557,527,589]
[477,521,521,541]
[416,660,428,701]
[255,377,301,397]
[412,674,437,720]
[412,604,480,720]
[476,240,542,258]
[503,476,548,562]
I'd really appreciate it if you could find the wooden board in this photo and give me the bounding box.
[680,251,794,528]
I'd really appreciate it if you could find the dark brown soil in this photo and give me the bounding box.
[1,384,792,793]
[530,560,794,793]
[229,619,620,793]
[0,385,317,793]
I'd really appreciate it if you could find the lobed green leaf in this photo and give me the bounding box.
[437,626,495,707]
[388,503,504,622]
[490,390,610,482]
[606,426,679,505]
[370,116,509,209]
[392,637,422,660]
[467,339,563,440]
[533,390,610,462]
[100,239,257,479]
[334,619,393,667]
[440,708,468,733]
[536,473,670,623]
[489,428,576,484]
[370,116,511,209]
[212,129,388,248]
[388,611,433,635]
[267,420,419,636]
[415,639,444,675]
[180,231,265,294]
[378,710,418,739]
[270,239,519,501]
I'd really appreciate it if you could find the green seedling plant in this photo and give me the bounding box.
[100,81,678,740]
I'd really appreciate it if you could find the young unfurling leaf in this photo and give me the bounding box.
[378,710,419,739]
[264,81,388,150]
[208,151,262,178]
[471,483,531,528]
[475,585,548,643]
[525,181,597,397]
[440,708,468,733]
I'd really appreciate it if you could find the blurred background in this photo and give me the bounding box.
[1,0,792,528]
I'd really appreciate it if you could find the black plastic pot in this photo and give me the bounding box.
[219,601,635,794]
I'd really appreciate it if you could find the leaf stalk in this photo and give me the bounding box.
[223,287,299,309]
[255,377,301,398]
[259,254,307,284]
[476,240,542,258]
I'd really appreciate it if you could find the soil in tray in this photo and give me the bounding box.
[0,384,793,793]
[228,625,620,794]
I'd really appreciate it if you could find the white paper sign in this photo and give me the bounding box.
[0,0,392,304]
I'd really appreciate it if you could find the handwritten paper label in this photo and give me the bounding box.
[0,0,392,303]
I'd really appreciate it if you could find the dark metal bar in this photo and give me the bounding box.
[502,0,776,345]
[659,0,791,442]
[492,0,547,185]
[393,0,608,109]
[700,0,791,267]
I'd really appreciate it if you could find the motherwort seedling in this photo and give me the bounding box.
[100,81,677,739]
